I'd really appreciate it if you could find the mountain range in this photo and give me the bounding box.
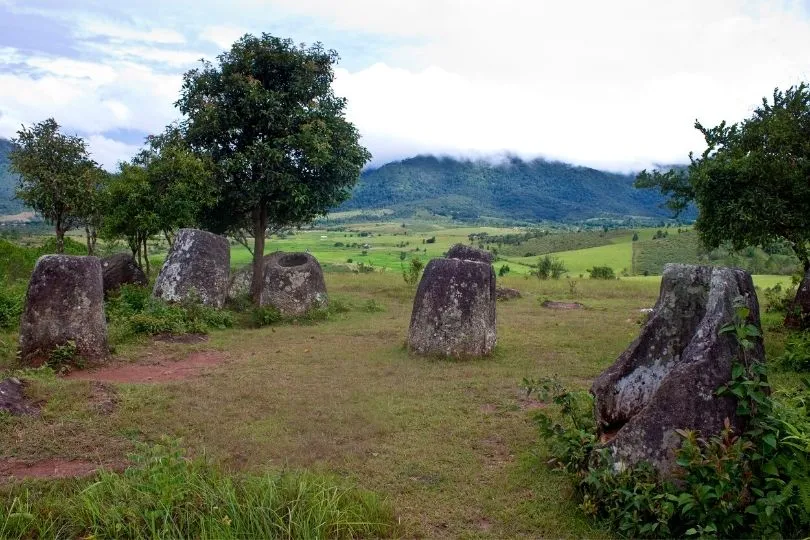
[342,155,683,222]
[0,138,683,223]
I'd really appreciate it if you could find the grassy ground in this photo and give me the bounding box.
[0,274,665,538]
[1,272,799,537]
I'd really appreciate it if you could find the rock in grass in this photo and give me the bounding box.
[408,257,497,358]
[591,264,764,476]
[496,287,522,301]
[101,253,147,297]
[785,268,810,329]
[153,229,230,308]
[0,377,39,415]
[446,244,493,264]
[261,252,328,316]
[20,255,108,365]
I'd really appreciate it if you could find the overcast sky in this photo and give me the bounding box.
[1,0,809,172]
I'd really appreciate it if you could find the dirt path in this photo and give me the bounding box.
[0,458,124,481]
[65,351,228,383]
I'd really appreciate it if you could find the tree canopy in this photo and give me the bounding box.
[177,33,370,302]
[9,118,102,253]
[636,83,810,268]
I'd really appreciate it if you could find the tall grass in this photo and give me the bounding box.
[0,441,395,539]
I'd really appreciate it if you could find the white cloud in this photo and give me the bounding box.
[281,0,810,169]
[85,135,141,170]
[2,0,810,172]
[200,25,248,50]
[77,18,186,44]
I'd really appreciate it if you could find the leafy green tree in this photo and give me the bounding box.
[177,33,371,303]
[9,118,100,253]
[636,84,810,322]
[101,128,213,273]
[636,84,810,268]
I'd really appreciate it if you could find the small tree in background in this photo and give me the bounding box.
[177,34,370,304]
[9,118,101,253]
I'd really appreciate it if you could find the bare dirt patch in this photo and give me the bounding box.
[0,458,124,481]
[89,381,119,414]
[65,351,228,383]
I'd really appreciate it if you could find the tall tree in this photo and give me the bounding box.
[9,118,100,253]
[636,83,810,321]
[177,33,371,304]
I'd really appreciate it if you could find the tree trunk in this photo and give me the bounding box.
[163,230,174,249]
[142,236,150,276]
[250,206,267,305]
[85,226,93,256]
[785,256,810,328]
[55,215,64,254]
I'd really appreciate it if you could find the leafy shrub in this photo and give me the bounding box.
[47,340,81,369]
[362,299,385,313]
[762,280,799,314]
[533,255,567,280]
[779,331,810,371]
[402,257,425,287]
[0,286,24,329]
[498,264,511,277]
[250,305,283,327]
[588,266,615,279]
[529,302,810,538]
[106,285,233,338]
[0,440,395,539]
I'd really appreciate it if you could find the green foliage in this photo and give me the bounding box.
[178,33,370,304]
[498,264,511,276]
[250,305,283,328]
[533,255,567,280]
[587,266,615,279]
[0,284,24,329]
[106,285,233,338]
[402,257,425,287]
[531,299,810,538]
[9,119,104,252]
[778,332,810,371]
[763,278,801,314]
[0,440,395,539]
[344,155,679,222]
[637,83,810,267]
[47,340,80,369]
[101,126,214,267]
[632,230,800,276]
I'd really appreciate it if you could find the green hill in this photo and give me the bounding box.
[0,138,25,215]
[343,155,690,222]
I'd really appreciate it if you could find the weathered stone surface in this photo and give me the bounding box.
[153,229,230,308]
[227,263,254,302]
[408,257,497,358]
[446,244,494,264]
[101,253,147,297]
[496,287,522,301]
[0,378,39,416]
[591,264,764,475]
[785,268,810,328]
[261,252,328,316]
[20,255,108,365]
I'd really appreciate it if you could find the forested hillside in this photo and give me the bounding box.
[0,138,25,215]
[344,155,687,222]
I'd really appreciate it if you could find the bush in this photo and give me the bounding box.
[533,255,567,280]
[779,331,810,371]
[588,266,615,279]
[47,340,81,370]
[402,257,424,287]
[0,440,395,539]
[106,285,233,338]
[0,286,24,330]
[763,280,799,314]
[250,305,283,327]
[498,264,511,277]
